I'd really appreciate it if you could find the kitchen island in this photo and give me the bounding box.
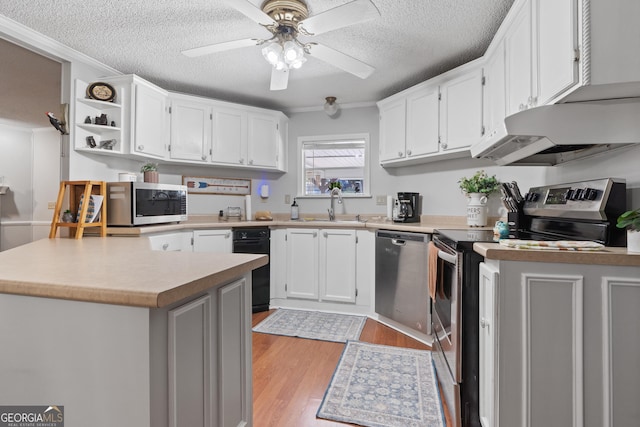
[0,237,267,427]
[475,242,640,427]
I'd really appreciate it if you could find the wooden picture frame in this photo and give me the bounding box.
[182,176,251,195]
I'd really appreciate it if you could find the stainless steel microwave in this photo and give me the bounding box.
[107,182,188,226]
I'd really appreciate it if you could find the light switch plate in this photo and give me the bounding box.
[48,202,56,209]
[375,195,386,205]
[285,194,291,204]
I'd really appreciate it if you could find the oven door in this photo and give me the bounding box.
[431,236,462,383]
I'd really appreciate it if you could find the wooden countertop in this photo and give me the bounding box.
[0,238,267,308]
[474,242,640,266]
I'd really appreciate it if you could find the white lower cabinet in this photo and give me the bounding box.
[192,229,232,253]
[319,229,357,303]
[168,278,251,427]
[479,259,640,427]
[148,232,193,252]
[285,228,320,300]
[276,227,368,310]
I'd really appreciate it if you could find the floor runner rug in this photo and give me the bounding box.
[252,309,366,343]
[317,341,445,427]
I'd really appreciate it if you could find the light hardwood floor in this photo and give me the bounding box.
[252,309,452,427]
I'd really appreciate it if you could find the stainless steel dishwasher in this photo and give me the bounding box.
[375,230,431,334]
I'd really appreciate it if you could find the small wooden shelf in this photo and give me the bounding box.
[49,181,107,239]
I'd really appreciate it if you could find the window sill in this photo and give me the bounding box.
[295,193,372,199]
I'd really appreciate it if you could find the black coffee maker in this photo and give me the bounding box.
[394,192,420,223]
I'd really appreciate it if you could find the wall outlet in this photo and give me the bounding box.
[375,195,387,205]
[284,194,291,204]
[47,202,56,209]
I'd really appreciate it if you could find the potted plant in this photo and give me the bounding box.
[141,162,158,183]
[458,170,500,227]
[616,208,640,253]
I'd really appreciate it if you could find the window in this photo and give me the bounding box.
[298,133,370,197]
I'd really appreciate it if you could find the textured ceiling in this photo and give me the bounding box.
[0,0,514,112]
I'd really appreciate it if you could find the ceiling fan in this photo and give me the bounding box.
[182,0,381,90]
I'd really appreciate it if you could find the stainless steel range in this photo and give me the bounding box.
[431,178,627,427]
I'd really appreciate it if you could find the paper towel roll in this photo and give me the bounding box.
[386,195,394,220]
[245,195,252,221]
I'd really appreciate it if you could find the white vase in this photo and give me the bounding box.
[466,193,488,227]
[627,229,640,253]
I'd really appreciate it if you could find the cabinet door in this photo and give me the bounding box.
[247,112,279,168]
[505,1,533,116]
[406,86,440,157]
[192,229,232,253]
[319,229,357,303]
[168,294,212,427]
[133,83,168,158]
[218,278,251,427]
[286,228,319,300]
[378,98,406,162]
[479,262,499,427]
[211,106,247,165]
[534,0,579,105]
[483,40,506,140]
[170,99,211,162]
[440,68,484,151]
[148,232,192,252]
[269,228,287,300]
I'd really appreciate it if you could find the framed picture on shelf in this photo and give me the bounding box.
[182,176,251,195]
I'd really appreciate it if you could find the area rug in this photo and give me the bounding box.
[317,341,445,427]
[252,309,366,343]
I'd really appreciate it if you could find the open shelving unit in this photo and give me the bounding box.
[49,181,107,239]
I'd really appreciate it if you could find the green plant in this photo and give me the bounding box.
[140,162,158,173]
[616,209,640,231]
[458,170,500,195]
[328,181,342,190]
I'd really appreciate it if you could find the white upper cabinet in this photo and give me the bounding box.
[378,97,406,162]
[73,74,287,171]
[439,67,484,151]
[504,0,534,116]
[533,0,579,105]
[169,95,211,162]
[131,79,169,159]
[247,112,280,168]
[378,60,483,167]
[406,85,440,158]
[482,39,506,141]
[211,105,247,166]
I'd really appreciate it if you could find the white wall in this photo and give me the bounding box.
[0,125,60,250]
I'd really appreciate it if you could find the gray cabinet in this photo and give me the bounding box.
[481,258,640,427]
[168,278,252,427]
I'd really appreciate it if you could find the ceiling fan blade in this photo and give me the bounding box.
[182,38,258,57]
[308,44,375,79]
[223,0,276,26]
[270,68,289,91]
[300,0,380,35]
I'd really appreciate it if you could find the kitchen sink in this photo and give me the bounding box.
[296,218,363,224]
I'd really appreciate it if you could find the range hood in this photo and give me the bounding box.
[471,96,640,166]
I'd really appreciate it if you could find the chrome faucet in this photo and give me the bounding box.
[328,187,343,221]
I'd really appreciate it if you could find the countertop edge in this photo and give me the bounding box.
[474,242,640,266]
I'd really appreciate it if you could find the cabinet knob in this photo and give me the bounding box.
[162,243,169,251]
[225,232,230,238]
[406,149,412,156]
[239,158,245,164]
[248,159,254,165]
[398,151,403,157]
[519,103,526,111]
[441,142,448,150]
[323,231,328,238]
[201,155,207,161]
[138,145,144,151]
[313,232,318,238]
[480,318,489,328]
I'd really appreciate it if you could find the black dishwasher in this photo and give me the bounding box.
[232,227,270,312]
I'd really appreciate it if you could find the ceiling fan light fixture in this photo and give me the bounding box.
[261,42,282,66]
[289,56,306,69]
[283,40,303,63]
[324,96,339,117]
